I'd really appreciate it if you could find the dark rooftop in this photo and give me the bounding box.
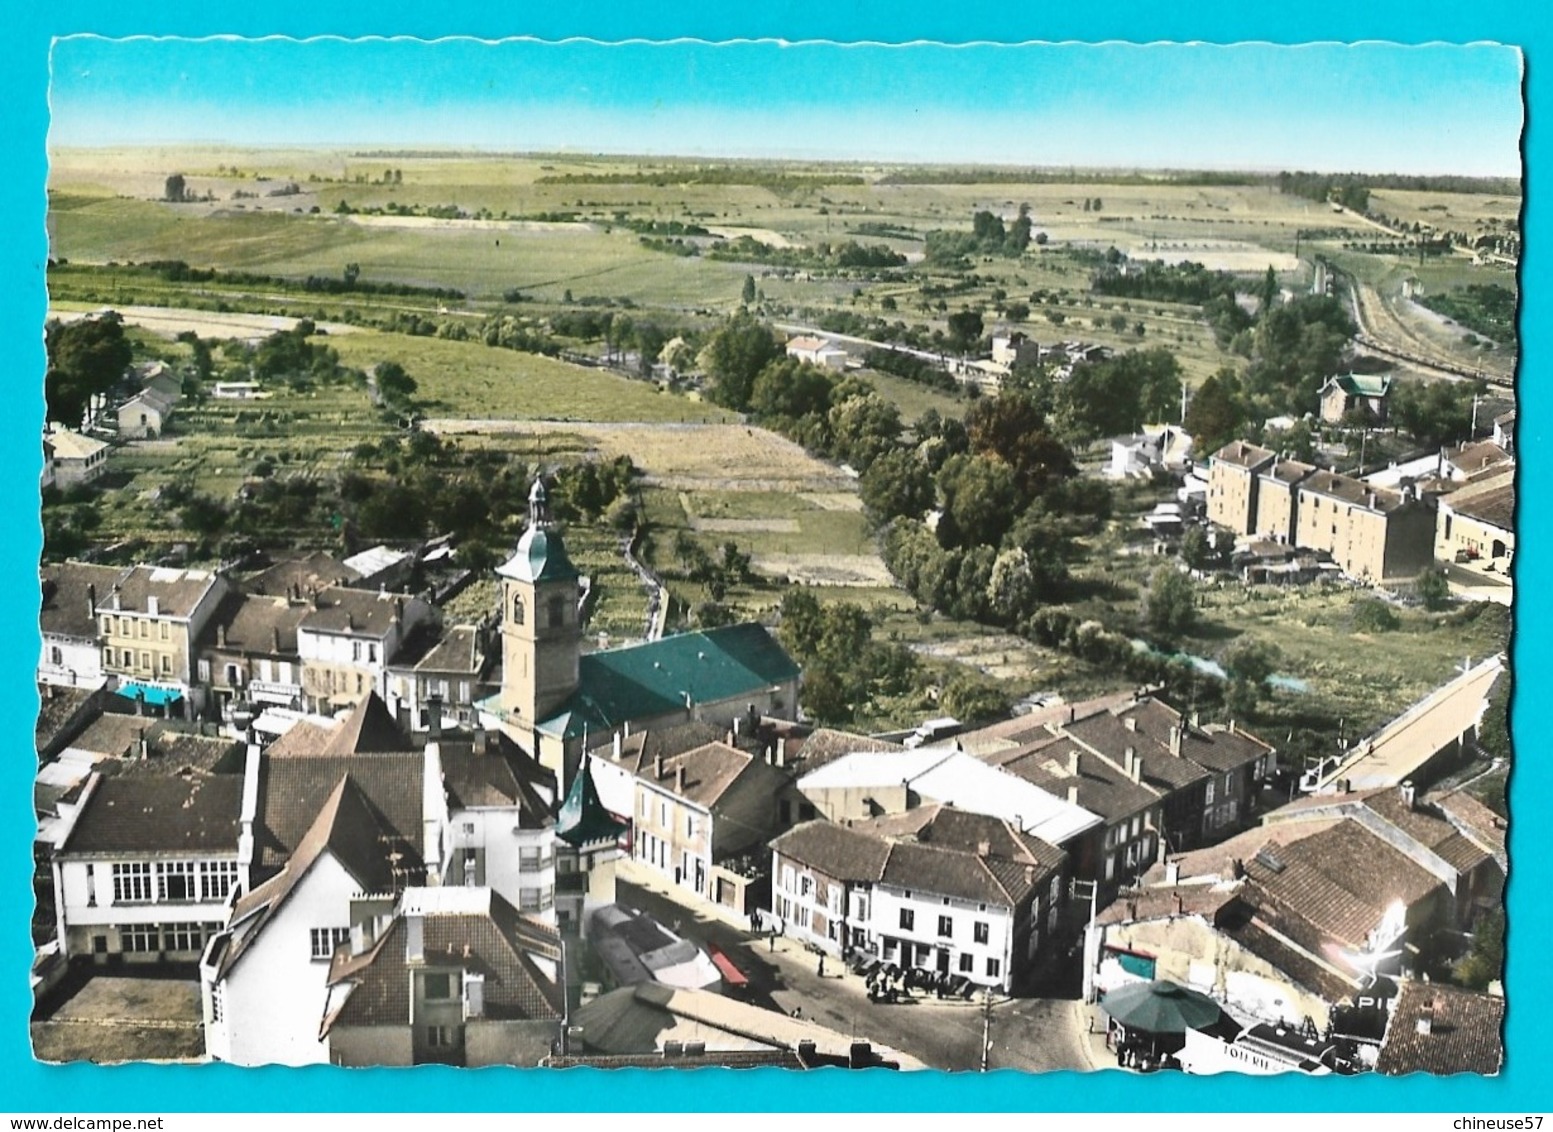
[61,773,243,855]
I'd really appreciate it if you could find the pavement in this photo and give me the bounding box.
[615,864,1103,1073]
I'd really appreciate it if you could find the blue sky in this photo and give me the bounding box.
[48,38,1523,175]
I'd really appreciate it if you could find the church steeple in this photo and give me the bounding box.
[556,753,629,848]
[497,476,582,772]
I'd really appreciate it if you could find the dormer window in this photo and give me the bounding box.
[512,595,525,626]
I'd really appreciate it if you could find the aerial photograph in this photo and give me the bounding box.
[31,37,1518,1078]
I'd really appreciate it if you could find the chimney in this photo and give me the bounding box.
[309,586,319,609]
[346,612,355,632]
[726,730,735,746]
[976,840,990,858]
[612,731,622,761]
[1124,747,1135,773]
[1165,860,1181,885]
[654,754,664,780]
[147,595,159,617]
[732,715,742,740]
[776,738,786,768]
[405,912,424,963]
[848,1042,873,1070]
[1416,1002,1435,1036]
[87,582,97,620]
[1400,780,1417,811]
[393,596,404,624]
[426,694,443,740]
[1229,858,1245,880]
[1067,750,1081,777]
[675,765,686,794]
[1169,725,1183,757]
[272,625,282,652]
[1189,710,1200,728]
[1124,717,1137,733]
[1066,785,1079,806]
[1130,757,1142,785]
[216,622,227,648]
[1228,719,1237,735]
[138,734,150,761]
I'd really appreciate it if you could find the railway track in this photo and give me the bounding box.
[1342,279,1514,389]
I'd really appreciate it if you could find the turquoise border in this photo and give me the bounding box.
[4,2,1543,1113]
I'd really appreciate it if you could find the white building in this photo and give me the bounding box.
[39,562,122,689]
[785,335,849,370]
[52,773,246,964]
[47,427,109,488]
[296,587,433,713]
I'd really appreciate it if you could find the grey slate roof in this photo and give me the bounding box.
[40,563,125,640]
[61,773,243,855]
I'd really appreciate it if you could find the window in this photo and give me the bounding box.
[309,927,350,960]
[119,618,130,637]
[163,923,201,952]
[686,812,697,839]
[986,957,1002,979]
[1028,930,1042,961]
[938,915,953,939]
[462,822,476,836]
[138,620,148,639]
[1223,773,1234,794]
[518,846,542,868]
[210,983,224,1023]
[959,953,974,973]
[1205,780,1216,805]
[1048,902,1060,933]
[800,875,813,899]
[1049,876,1062,905]
[121,649,132,667]
[368,643,378,664]
[160,622,169,641]
[200,861,239,901]
[640,794,649,818]
[511,595,525,625]
[463,848,478,886]
[974,921,990,945]
[853,927,866,948]
[426,1026,455,1049]
[49,646,61,665]
[103,647,113,667]
[112,863,152,903]
[121,924,159,953]
[423,972,454,1000]
[160,654,171,675]
[138,651,151,671]
[899,908,915,931]
[157,861,197,902]
[519,888,542,912]
[352,641,362,662]
[100,617,111,635]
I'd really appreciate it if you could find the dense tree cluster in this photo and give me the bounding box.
[1091,260,1239,305]
[45,313,132,427]
[923,206,1033,264]
[777,590,922,725]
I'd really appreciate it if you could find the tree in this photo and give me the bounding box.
[1258,265,1280,314]
[1452,908,1504,991]
[748,358,835,424]
[1056,348,1183,442]
[946,309,985,354]
[940,673,1010,725]
[963,391,1074,496]
[343,262,361,288]
[1222,638,1280,717]
[164,174,187,202]
[1477,675,1511,765]
[827,390,902,473]
[1144,565,1197,640]
[1391,379,1484,450]
[1183,368,1247,457]
[741,274,757,305]
[859,448,934,524]
[45,313,132,427]
[1180,526,1215,573]
[936,454,1019,549]
[698,311,782,411]
[374,361,418,407]
[1416,566,1453,612]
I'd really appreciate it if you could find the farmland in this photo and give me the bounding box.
[43,146,1518,738]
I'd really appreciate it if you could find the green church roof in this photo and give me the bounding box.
[555,756,629,847]
[1328,373,1393,398]
[537,623,801,741]
[496,526,579,584]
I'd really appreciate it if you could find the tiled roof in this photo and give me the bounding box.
[1444,441,1512,476]
[66,712,159,759]
[1113,700,1272,774]
[1211,441,1276,470]
[1095,884,1241,928]
[253,752,423,875]
[1218,912,1360,1004]
[35,684,99,757]
[1268,785,1495,880]
[390,624,486,676]
[324,891,564,1032]
[101,731,242,780]
[772,820,893,882]
[1377,980,1504,1076]
[955,692,1137,755]
[1244,824,1442,949]
[1325,373,1392,399]
[1298,469,1413,513]
[41,562,125,640]
[1260,458,1318,486]
[298,587,412,637]
[263,719,339,757]
[1446,481,1514,531]
[224,775,422,977]
[997,740,1161,824]
[242,552,361,598]
[594,720,731,767]
[61,773,243,855]
[1060,710,1211,794]
[320,692,412,755]
[538,624,800,741]
[635,741,781,811]
[202,592,309,656]
[439,735,552,824]
[1427,787,1507,867]
[48,428,109,460]
[99,565,222,620]
[773,806,1065,908]
[786,728,901,773]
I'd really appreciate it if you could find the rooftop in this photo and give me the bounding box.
[539,623,800,741]
[203,592,309,656]
[1211,440,1276,471]
[98,565,223,620]
[253,750,423,876]
[61,773,243,855]
[298,587,414,638]
[242,552,361,598]
[41,562,126,640]
[1376,980,1504,1076]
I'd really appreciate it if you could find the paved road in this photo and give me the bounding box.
[616,874,1094,1073]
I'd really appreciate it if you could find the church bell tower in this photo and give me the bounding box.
[497,478,582,751]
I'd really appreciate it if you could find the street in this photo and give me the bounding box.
[616,873,1096,1073]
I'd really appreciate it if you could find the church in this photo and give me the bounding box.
[479,478,803,790]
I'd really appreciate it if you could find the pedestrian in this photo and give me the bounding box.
[768,932,775,953]
[817,955,825,978]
